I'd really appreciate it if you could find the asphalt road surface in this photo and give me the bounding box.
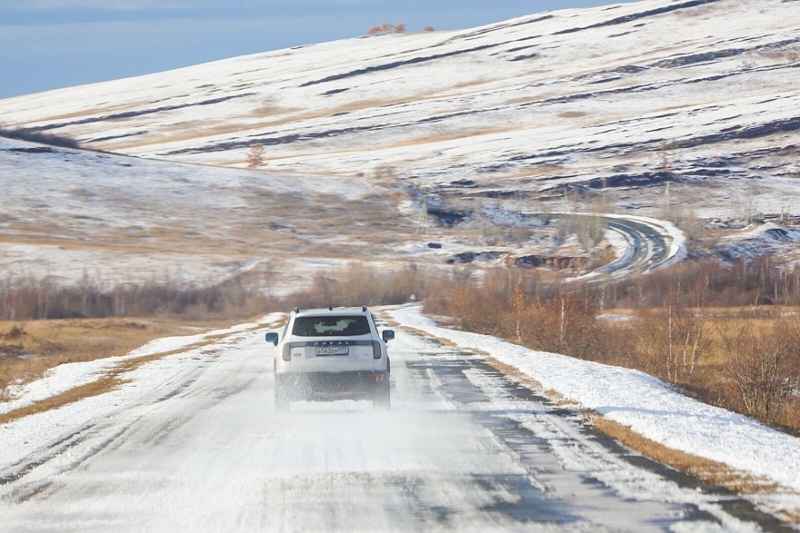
[597,215,672,280]
[0,321,776,532]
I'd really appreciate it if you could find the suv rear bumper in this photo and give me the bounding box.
[276,371,388,400]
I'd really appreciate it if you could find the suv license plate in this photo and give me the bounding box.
[315,346,349,356]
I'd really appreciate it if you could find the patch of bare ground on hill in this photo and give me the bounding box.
[101,93,460,152]
[146,189,411,255]
[0,182,418,284]
[0,317,234,408]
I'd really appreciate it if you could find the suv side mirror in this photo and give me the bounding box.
[265,332,279,346]
[382,330,395,343]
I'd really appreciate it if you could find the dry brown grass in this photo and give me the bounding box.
[103,121,267,151]
[2,169,418,270]
[30,100,160,124]
[406,324,773,492]
[402,319,790,504]
[373,126,515,151]
[601,306,800,434]
[87,100,352,150]
[1,222,234,257]
[484,355,545,391]
[590,415,778,494]
[0,374,128,424]
[488,343,785,494]
[558,111,588,119]
[0,338,221,425]
[109,82,522,152]
[0,317,234,401]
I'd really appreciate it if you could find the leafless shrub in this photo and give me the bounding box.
[631,304,710,383]
[521,291,604,360]
[285,262,429,310]
[417,254,800,433]
[373,164,397,180]
[247,142,265,168]
[423,268,534,337]
[759,44,800,64]
[0,274,268,321]
[366,23,405,36]
[719,316,800,425]
[451,283,507,335]
[367,23,393,36]
[576,214,606,253]
[604,254,800,309]
[1,324,26,341]
[424,26,435,32]
[738,59,756,71]
[423,267,606,359]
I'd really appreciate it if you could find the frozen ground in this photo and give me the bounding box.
[1,1,800,528]
[389,306,800,526]
[0,306,798,530]
[1,0,800,286]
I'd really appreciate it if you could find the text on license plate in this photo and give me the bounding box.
[315,346,349,356]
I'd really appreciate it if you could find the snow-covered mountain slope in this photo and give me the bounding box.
[1,0,799,284]
[3,0,799,205]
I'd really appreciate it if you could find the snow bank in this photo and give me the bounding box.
[388,305,800,519]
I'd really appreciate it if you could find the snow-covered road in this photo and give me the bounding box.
[1,310,787,532]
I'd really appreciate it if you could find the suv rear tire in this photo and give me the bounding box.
[372,381,391,410]
[275,382,290,412]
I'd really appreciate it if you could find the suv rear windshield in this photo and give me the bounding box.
[292,315,371,337]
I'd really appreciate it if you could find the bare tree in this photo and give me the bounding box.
[720,317,800,424]
[247,142,265,168]
[367,23,406,36]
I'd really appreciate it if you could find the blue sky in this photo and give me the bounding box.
[0,1,636,99]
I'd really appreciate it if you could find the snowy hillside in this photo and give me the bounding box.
[1,0,799,285]
[2,2,800,526]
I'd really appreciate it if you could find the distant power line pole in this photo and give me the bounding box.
[416,197,428,235]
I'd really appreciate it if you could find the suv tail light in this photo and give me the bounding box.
[282,343,292,362]
[372,341,382,359]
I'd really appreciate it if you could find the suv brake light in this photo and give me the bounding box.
[372,340,382,359]
[282,343,292,361]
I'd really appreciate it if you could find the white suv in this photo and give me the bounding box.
[266,307,395,410]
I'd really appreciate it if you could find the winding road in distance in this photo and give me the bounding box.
[530,212,684,283]
[592,214,682,280]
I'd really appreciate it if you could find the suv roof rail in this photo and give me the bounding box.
[293,307,300,314]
